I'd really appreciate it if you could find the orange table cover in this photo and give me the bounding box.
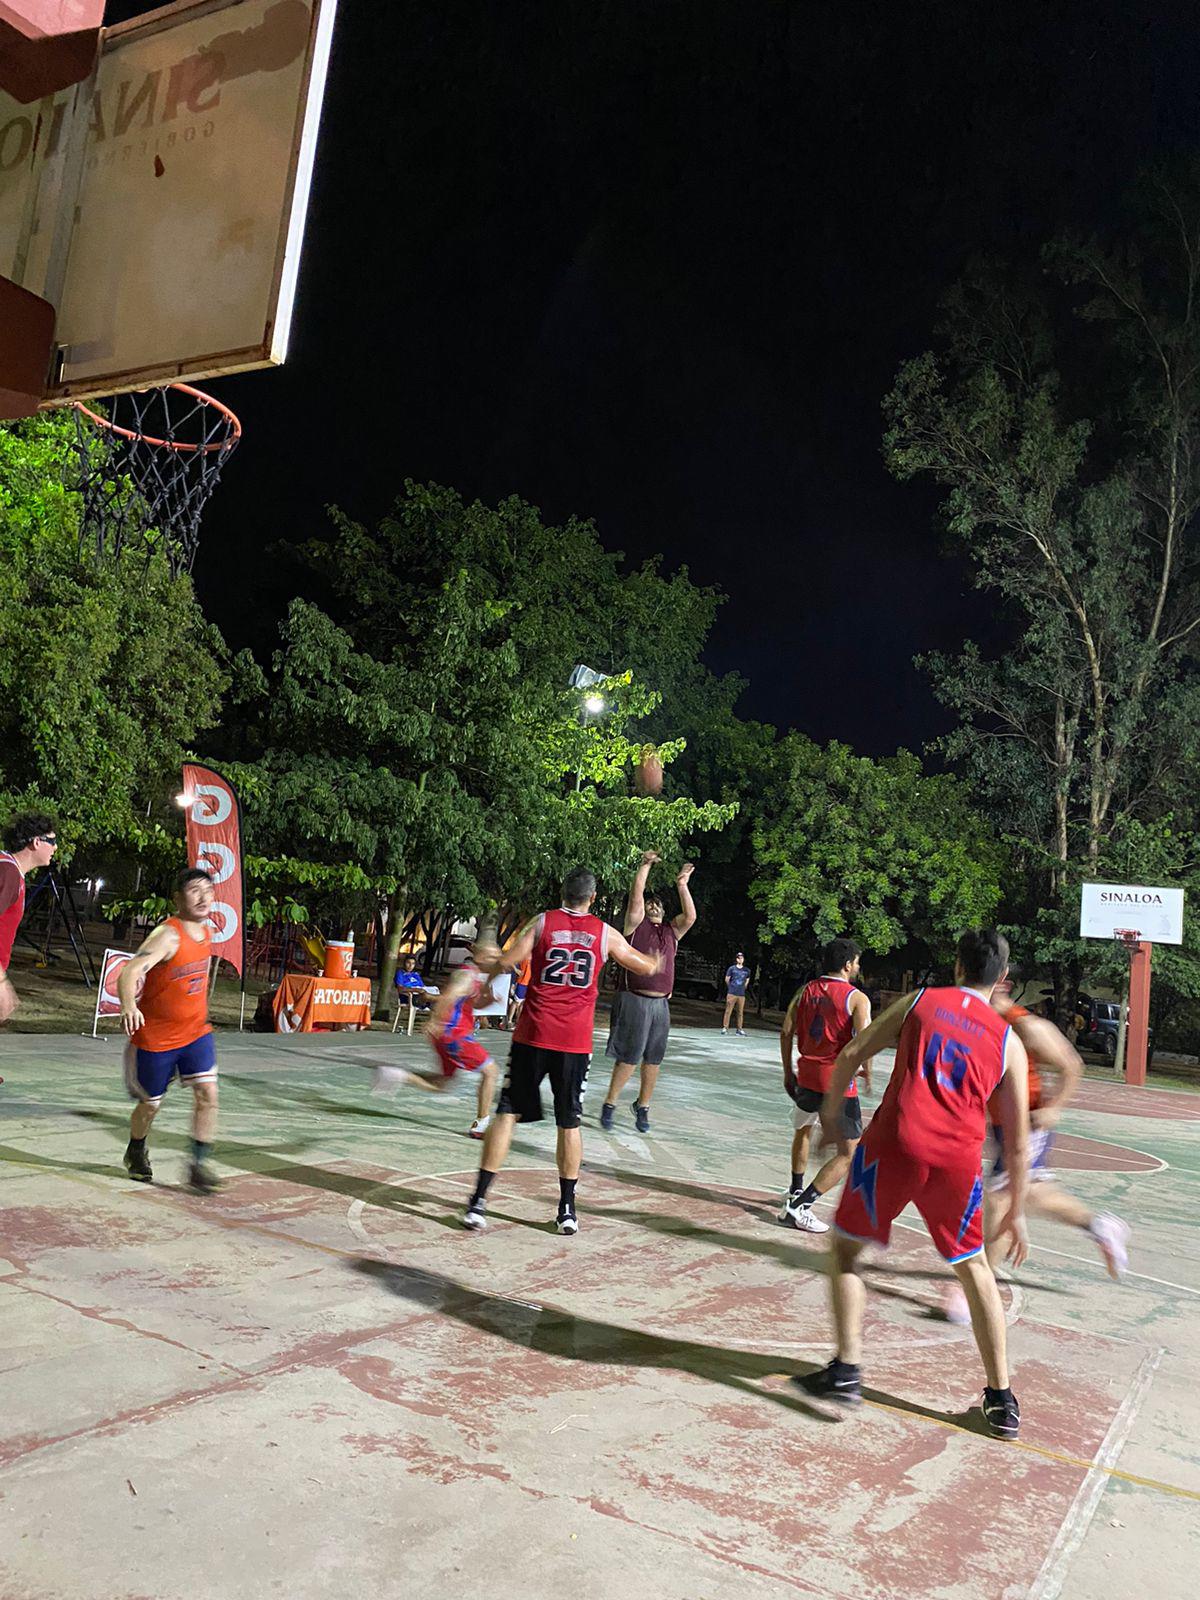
[273,973,372,1032]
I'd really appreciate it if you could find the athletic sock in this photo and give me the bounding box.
[984,1385,1014,1402]
[558,1177,577,1212]
[790,1171,805,1196]
[129,1136,146,1152]
[794,1181,820,1208]
[470,1169,496,1206]
[191,1139,211,1164]
[831,1358,860,1378]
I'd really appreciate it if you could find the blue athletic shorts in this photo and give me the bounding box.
[987,1124,1055,1190]
[126,1032,217,1104]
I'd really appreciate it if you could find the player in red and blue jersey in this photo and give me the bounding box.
[463,866,661,1235]
[795,928,1031,1439]
[373,938,501,1137]
[779,937,873,1233]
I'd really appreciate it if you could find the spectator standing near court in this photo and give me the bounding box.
[721,951,751,1034]
[0,812,59,1036]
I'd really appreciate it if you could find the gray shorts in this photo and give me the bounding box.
[605,991,671,1066]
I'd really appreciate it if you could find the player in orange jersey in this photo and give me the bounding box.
[118,868,220,1193]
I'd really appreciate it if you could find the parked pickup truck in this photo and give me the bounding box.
[673,951,726,1001]
[1077,995,1153,1061]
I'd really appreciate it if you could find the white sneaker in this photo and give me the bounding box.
[780,1201,829,1233]
[463,1201,488,1231]
[721,1028,728,1035]
[1089,1212,1130,1279]
[736,1028,746,1036]
[943,1284,971,1325]
[469,1116,490,1140]
[556,1210,579,1236]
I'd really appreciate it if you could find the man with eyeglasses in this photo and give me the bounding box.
[0,813,58,1035]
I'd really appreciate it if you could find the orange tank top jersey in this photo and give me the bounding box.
[133,917,213,1052]
[987,1002,1042,1116]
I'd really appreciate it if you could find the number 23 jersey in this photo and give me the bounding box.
[513,908,612,1054]
[871,986,1011,1165]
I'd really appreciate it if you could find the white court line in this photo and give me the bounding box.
[1025,1347,1164,1600]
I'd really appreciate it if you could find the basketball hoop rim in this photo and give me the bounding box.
[70,383,242,455]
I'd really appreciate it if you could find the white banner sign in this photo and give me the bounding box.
[1079,883,1185,945]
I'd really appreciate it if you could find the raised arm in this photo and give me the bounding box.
[481,919,538,979]
[625,850,658,935]
[671,862,696,938]
[117,921,181,1036]
[607,925,661,979]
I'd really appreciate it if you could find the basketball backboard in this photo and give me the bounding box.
[1079,882,1185,945]
[0,0,336,403]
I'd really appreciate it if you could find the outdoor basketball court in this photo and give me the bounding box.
[2,1025,1197,1599]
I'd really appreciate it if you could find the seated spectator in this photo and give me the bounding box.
[394,955,432,1010]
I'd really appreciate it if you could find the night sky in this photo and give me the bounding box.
[106,1,1200,752]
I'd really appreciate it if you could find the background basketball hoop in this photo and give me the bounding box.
[69,384,241,578]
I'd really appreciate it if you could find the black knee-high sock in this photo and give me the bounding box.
[558,1176,577,1212]
[470,1169,496,1205]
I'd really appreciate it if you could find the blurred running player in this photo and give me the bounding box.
[796,928,1030,1439]
[373,936,501,1137]
[779,938,872,1233]
[943,981,1129,1322]
[118,868,220,1193]
[464,866,661,1235]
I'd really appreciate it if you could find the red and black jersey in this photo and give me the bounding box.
[872,987,1010,1164]
[513,908,611,1054]
[792,976,860,1096]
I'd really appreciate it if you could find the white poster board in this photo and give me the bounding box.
[1079,883,1185,945]
[474,972,511,1019]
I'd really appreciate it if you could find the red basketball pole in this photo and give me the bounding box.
[1125,941,1152,1087]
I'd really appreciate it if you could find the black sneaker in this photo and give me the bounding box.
[599,1101,615,1131]
[463,1199,488,1231]
[556,1209,579,1236]
[791,1359,863,1407]
[982,1387,1020,1439]
[633,1102,650,1134]
[188,1162,220,1194]
[123,1142,153,1183]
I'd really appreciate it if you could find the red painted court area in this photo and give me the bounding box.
[81,1160,1153,1600]
[1049,1133,1165,1172]
[1071,1078,1200,1120]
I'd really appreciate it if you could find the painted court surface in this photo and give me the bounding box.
[2,1026,1198,1600]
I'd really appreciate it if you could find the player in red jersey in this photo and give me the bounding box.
[463,866,662,1235]
[796,928,1030,1439]
[778,938,873,1233]
[118,868,221,1194]
[943,981,1129,1322]
[0,812,58,1034]
[373,936,502,1137]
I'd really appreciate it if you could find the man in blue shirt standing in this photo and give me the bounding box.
[722,952,751,1035]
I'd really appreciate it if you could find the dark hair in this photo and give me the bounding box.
[956,927,1009,987]
[173,867,213,895]
[562,866,597,905]
[644,889,665,909]
[3,812,56,852]
[824,937,861,973]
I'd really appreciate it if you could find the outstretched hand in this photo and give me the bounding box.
[676,861,695,884]
[640,849,661,867]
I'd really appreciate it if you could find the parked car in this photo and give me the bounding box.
[1077,994,1152,1060]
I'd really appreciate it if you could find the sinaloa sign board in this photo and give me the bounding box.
[1079,883,1185,945]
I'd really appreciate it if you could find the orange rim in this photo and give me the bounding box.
[71,382,242,455]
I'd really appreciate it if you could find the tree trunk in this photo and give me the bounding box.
[373,888,404,1020]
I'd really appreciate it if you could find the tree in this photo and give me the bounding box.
[0,411,237,860]
[883,167,1200,1004]
[231,486,734,1009]
[749,737,1001,975]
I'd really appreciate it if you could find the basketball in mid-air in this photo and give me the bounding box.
[634,746,663,796]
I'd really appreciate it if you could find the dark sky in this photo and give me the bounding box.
[106,1,1200,752]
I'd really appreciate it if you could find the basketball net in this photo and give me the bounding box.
[70,383,241,578]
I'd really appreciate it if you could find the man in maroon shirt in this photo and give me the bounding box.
[599,850,696,1134]
[0,812,59,1034]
